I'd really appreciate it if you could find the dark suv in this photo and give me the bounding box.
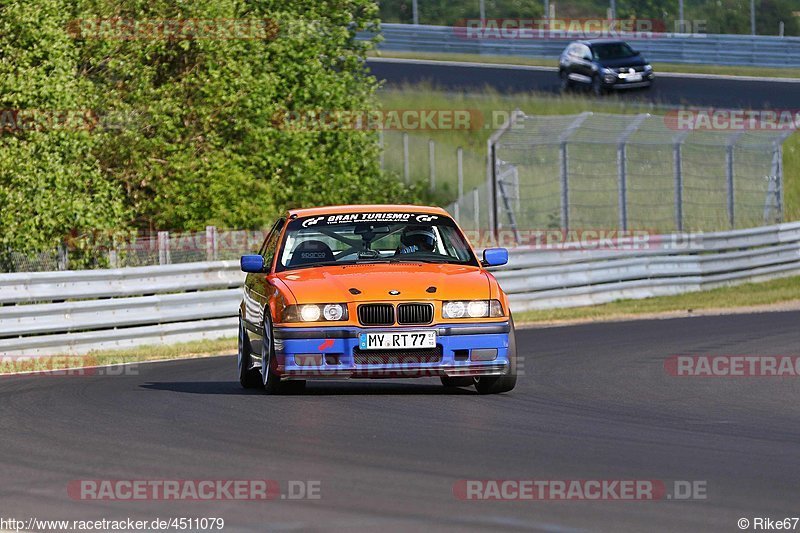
[558,40,654,95]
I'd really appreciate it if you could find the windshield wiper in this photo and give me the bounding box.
[389,258,452,264]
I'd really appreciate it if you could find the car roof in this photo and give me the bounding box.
[286,204,451,218]
[576,39,630,46]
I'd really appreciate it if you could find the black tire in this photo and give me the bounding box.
[559,70,572,91]
[261,313,284,394]
[260,312,305,395]
[591,75,605,96]
[441,376,474,388]
[238,316,262,388]
[474,317,518,394]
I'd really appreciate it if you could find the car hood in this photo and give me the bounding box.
[277,263,490,303]
[597,55,647,68]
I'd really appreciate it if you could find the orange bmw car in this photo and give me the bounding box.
[238,205,517,394]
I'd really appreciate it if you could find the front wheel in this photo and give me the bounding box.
[591,75,606,96]
[238,316,261,388]
[474,317,517,394]
[261,312,305,395]
[261,313,284,394]
[559,70,572,91]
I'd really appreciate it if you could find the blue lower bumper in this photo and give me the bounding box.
[272,323,510,379]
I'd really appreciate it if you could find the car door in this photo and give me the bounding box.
[573,43,594,83]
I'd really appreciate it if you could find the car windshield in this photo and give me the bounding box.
[592,42,636,60]
[276,212,478,271]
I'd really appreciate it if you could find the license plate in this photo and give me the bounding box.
[358,331,436,350]
[623,73,643,82]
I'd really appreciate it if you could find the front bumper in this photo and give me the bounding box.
[602,71,654,89]
[271,322,511,380]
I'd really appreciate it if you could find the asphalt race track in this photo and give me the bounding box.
[1,311,799,531]
[368,58,800,108]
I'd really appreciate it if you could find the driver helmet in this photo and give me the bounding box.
[400,226,436,253]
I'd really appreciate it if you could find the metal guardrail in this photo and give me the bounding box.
[1,222,798,355]
[496,221,800,310]
[369,24,800,68]
[0,261,243,356]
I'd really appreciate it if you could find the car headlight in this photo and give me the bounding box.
[301,305,321,322]
[283,303,348,322]
[644,64,653,71]
[322,303,344,321]
[443,300,504,319]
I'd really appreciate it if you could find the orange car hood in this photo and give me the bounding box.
[276,263,490,303]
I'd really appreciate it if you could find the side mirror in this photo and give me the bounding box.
[482,248,508,267]
[240,254,266,273]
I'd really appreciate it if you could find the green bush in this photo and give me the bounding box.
[1,0,417,268]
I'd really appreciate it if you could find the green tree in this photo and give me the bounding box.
[0,0,129,267]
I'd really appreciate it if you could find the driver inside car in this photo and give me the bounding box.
[395,226,437,255]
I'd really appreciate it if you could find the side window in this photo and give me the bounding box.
[258,218,285,271]
[567,44,578,57]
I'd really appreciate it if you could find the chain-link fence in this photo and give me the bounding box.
[448,112,794,238]
[1,227,267,273]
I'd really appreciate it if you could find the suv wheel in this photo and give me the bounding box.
[591,75,606,96]
[559,70,572,91]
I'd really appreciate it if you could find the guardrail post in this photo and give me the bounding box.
[673,131,689,232]
[158,231,171,265]
[558,112,592,232]
[617,143,628,231]
[673,143,683,232]
[726,131,744,229]
[205,226,218,261]
[486,110,524,240]
[763,145,785,224]
[726,145,735,228]
[402,133,409,184]
[428,139,436,192]
[57,242,69,271]
[616,114,648,232]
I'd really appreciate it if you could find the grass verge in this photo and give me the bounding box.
[515,275,800,325]
[370,50,800,79]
